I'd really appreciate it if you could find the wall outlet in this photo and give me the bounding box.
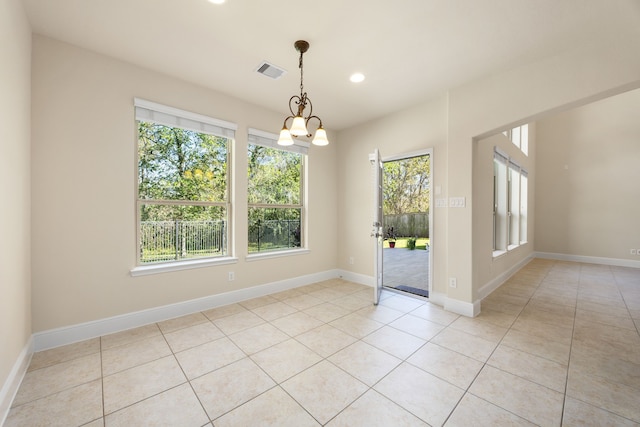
[349,256,354,265]
[449,277,457,288]
[228,271,235,281]
[631,249,637,256]
[637,249,640,256]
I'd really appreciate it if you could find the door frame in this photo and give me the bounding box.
[381,148,434,298]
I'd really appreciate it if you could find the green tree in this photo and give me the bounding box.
[383,155,430,215]
[138,122,228,222]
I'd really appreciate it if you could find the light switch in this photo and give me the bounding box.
[435,198,448,208]
[449,197,466,208]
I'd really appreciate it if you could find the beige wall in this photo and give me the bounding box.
[30,36,338,332]
[535,89,640,261]
[337,35,640,313]
[336,95,449,295]
[0,0,32,405]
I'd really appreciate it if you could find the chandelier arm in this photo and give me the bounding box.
[288,95,302,116]
[281,115,295,129]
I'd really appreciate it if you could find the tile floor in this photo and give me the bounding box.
[5,259,640,426]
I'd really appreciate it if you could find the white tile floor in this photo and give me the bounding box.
[6,259,640,426]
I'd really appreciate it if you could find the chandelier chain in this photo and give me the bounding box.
[299,50,304,97]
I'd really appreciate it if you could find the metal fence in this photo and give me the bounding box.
[248,219,300,253]
[140,220,226,263]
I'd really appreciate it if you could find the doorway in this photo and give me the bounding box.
[382,150,432,298]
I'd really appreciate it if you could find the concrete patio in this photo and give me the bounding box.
[382,247,430,296]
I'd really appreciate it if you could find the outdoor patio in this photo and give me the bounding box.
[382,247,430,297]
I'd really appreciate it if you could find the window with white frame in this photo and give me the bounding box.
[247,129,306,254]
[135,99,235,264]
[503,124,529,156]
[493,148,528,257]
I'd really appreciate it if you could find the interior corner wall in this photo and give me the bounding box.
[473,127,536,297]
[535,88,640,262]
[30,35,338,333]
[0,0,32,411]
[446,35,640,308]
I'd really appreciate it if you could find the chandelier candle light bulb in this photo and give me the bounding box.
[277,40,329,147]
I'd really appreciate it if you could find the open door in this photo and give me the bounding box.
[369,149,383,305]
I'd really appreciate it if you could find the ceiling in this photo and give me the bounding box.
[23,0,640,131]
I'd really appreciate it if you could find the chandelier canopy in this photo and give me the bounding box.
[277,40,328,147]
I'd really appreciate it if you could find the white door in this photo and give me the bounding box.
[369,149,384,305]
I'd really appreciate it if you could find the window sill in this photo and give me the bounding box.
[246,248,310,262]
[492,250,507,259]
[130,256,238,277]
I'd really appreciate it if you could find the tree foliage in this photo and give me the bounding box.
[247,144,301,205]
[138,121,228,221]
[383,155,430,215]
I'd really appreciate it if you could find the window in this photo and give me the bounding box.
[247,129,307,254]
[493,148,527,257]
[135,99,236,264]
[493,152,508,253]
[503,124,529,156]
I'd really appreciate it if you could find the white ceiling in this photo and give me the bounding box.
[23,0,640,131]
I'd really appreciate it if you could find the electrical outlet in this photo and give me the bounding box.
[349,257,354,265]
[637,249,640,256]
[449,277,457,288]
[228,271,235,281]
[631,249,637,256]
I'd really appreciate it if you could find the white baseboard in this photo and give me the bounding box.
[477,254,535,301]
[32,269,340,352]
[336,269,374,287]
[0,337,32,426]
[445,297,481,317]
[535,252,640,269]
[429,291,479,317]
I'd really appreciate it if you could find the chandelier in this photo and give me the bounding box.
[277,40,329,146]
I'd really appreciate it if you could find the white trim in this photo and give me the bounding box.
[428,291,479,317]
[336,269,375,287]
[478,254,534,301]
[248,127,310,155]
[445,297,481,317]
[245,248,310,262]
[0,337,33,426]
[130,257,238,277]
[134,98,237,133]
[535,252,640,269]
[428,291,447,307]
[32,269,339,352]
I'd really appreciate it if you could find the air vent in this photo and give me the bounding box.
[255,61,286,80]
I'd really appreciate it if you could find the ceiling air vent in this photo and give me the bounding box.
[255,61,286,80]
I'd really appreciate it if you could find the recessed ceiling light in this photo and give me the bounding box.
[350,73,365,83]
[208,0,226,4]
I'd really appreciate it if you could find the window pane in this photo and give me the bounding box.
[139,204,227,263]
[521,124,529,156]
[247,144,301,205]
[138,122,228,202]
[248,207,301,253]
[494,159,508,252]
[511,126,521,148]
[508,166,520,247]
[520,174,528,243]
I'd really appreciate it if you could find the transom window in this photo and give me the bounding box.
[135,99,236,264]
[247,129,307,254]
[503,124,529,156]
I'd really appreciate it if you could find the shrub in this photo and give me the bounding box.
[407,237,417,250]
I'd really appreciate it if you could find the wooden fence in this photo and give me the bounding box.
[384,212,429,238]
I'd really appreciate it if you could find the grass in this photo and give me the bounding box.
[384,237,429,250]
